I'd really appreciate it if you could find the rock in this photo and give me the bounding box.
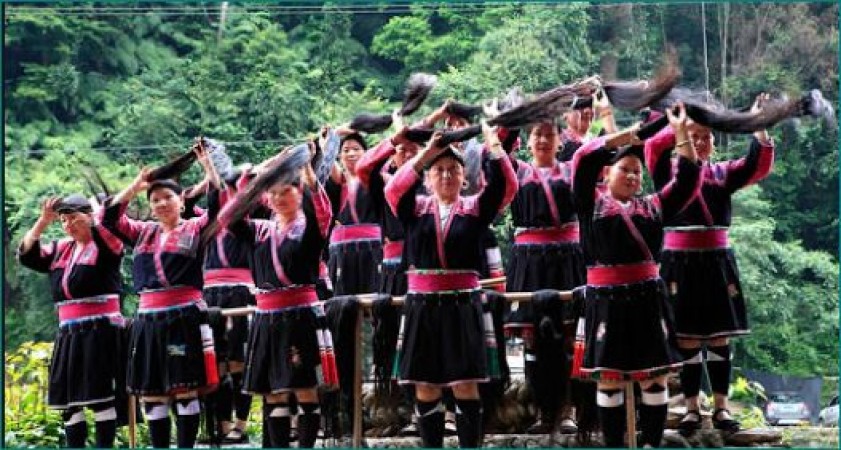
[662,430,692,448]
[725,428,782,446]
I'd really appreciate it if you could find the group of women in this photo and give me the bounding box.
[19,79,779,448]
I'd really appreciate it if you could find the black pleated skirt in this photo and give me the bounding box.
[126,303,210,395]
[203,285,255,362]
[242,306,322,394]
[328,240,383,296]
[48,317,127,408]
[579,278,682,381]
[395,290,489,386]
[660,248,750,339]
[505,242,586,326]
[380,259,408,296]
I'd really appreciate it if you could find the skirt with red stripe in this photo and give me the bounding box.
[660,247,749,339]
[328,240,383,296]
[242,306,323,394]
[126,303,212,395]
[48,316,128,409]
[505,242,586,328]
[395,290,488,386]
[203,285,255,362]
[579,278,682,381]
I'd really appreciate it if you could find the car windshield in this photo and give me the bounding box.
[770,393,804,403]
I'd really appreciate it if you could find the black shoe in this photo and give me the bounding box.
[398,422,419,437]
[712,408,740,433]
[221,427,249,444]
[677,410,702,437]
[526,419,554,434]
[558,418,578,434]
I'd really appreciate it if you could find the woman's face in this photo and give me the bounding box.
[396,142,420,163]
[59,212,92,240]
[340,139,365,173]
[528,122,560,165]
[267,182,302,218]
[606,155,643,201]
[427,156,464,202]
[687,121,715,161]
[149,188,183,224]
[564,108,594,134]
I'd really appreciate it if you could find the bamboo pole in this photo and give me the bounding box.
[128,395,137,448]
[352,308,364,448]
[219,289,573,317]
[216,279,575,449]
[625,383,637,449]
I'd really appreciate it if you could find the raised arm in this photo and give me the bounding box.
[476,122,518,224]
[385,131,446,222]
[101,168,153,245]
[18,197,61,272]
[655,103,702,221]
[717,136,775,193]
[644,118,677,190]
[300,164,333,240]
[716,95,775,192]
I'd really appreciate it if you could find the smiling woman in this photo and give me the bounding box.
[16,193,128,448]
[100,143,223,448]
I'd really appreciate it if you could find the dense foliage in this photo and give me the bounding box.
[4,0,838,381]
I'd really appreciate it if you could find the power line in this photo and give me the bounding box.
[5,2,581,17]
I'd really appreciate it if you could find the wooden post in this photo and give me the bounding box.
[352,306,364,448]
[625,382,637,449]
[128,395,137,448]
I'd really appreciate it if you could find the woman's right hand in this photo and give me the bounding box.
[130,167,152,194]
[666,102,688,130]
[390,125,410,147]
[39,197,60,224]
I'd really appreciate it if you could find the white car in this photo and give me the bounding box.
[818,395,839,427]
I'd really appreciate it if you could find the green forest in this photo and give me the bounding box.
[4,0,839,383]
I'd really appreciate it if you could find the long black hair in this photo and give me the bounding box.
[347,72,437,133]
[201,142,311,244]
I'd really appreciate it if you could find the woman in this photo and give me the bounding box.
[558,95,616,162]
[220,156,333,448]
[356,124,421,297]
[200,169,255,445]
[384,123,517,448]
[101,145,221,448]
[18,194,127,448]
[504,118,587,435]
[645,94,775,435]
[325,132,383,295]
[571,103,701,447]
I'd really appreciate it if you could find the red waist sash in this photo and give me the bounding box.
[204,268,254,287]
[329,224,382,245]
[407,270,480,293]
[139,286,202,310]
[383,240,404,261]
[514,224,580,245]
[57,294,121,323]
[664,227,729,250]
[587,262,660,287]
[255,286,319,311]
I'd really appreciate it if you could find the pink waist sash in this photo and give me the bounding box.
[329,224,382,245]
[587,262,660,287]
[514,224,580,245]
[139,286,202,310]
[57,294,121,323]
[255,286,319,312]
[204,268,254,287]
[407,270,480,293]
[664,228,729,250]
